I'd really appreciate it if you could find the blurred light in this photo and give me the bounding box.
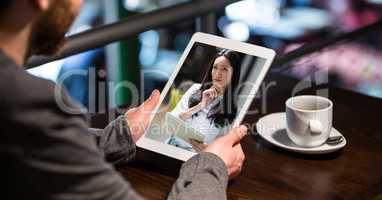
[124,0,140,10]
[222,22,250,42]
[359,83,382,99]
[139,30,159,66]
[217,16,230,32]
[284,8,331,30]
[66,25,92,36]
[328,0,347,15]
[225,0,281,28]
[366,0,382,4]
[27,60,64,82]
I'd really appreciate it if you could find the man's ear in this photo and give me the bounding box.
[32,0,50,11]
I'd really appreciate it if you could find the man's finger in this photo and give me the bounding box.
[225,125,248,145]
[125,107,138,116]
[229,165,241,179]
[140,90,160,112]
[234,144,245,163]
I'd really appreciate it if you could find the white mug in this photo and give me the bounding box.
[285,95,333,147]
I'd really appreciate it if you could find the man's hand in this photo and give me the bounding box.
[204,126,247,179]
[125,90,160,143]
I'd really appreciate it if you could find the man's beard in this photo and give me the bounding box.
[28,1,77,56]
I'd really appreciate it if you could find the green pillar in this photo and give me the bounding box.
[104,0,141,108]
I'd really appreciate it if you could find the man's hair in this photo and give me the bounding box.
[0,1,11,16]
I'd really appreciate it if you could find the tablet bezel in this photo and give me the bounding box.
[136,32,276,161]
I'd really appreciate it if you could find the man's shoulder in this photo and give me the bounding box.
[0,65,58,107]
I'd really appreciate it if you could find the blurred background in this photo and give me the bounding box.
[27,0,382,115]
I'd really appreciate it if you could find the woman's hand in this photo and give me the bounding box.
[180,86,221,120]
[200,86,220,109]
[204,126,247,179]
[125,90,160,143]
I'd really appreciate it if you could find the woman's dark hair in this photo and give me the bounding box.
[188,49,242,128]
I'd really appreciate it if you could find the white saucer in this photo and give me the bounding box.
[256,113,346,154]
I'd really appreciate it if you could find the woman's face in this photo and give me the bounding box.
[211,56,233,91]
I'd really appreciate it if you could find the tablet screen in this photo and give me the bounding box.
[144,41,268,153]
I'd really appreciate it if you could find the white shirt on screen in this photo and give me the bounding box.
[170,83,229,144]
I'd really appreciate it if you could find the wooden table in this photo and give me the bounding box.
[116,73,382,200]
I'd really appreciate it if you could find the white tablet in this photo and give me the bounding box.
[136,32,275,161]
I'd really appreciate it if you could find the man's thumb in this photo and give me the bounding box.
[225,125,247,145]
[141,90,160,111]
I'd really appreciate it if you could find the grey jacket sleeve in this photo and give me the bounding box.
[88,116,230,200]
[88,116,136,165]
[88,117,230,200]
[168,152,229,200]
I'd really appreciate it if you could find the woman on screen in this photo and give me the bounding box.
[168,49,242,151]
